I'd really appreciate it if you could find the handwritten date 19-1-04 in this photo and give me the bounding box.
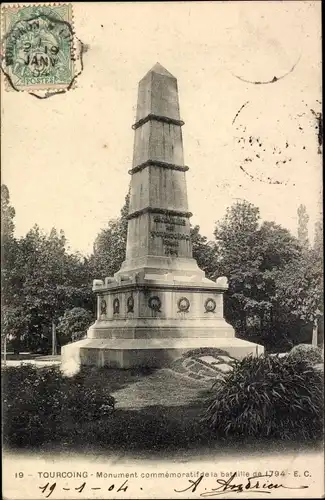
[175,472,309,497]
[39,480,128,497]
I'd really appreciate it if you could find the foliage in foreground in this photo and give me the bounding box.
[2,365,115,447]
[203,355,324,441]
[3,356,324,450]
[2,364,204,451]
[288,343,323,365]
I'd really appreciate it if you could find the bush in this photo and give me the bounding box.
[2,365,62,446]
[56,307,93,346]
[2,365,115,447]
[203,355,324,441]
[288,344,323,365]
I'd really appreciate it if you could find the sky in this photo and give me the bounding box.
[2,1,322,256]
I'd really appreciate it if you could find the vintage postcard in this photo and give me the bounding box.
[1,2,323,499]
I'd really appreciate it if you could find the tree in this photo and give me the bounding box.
[214,200,260,270]
[11,225,94,353]
[213,200,304,350]
[314,218,323,255]
[56,307,94,346]
[272,211,323,348]
[190,225,219,279]
[297,204,309,248]
[1,185,22,355]
[313,217,323,345]
[1,184,15,241]
[214,201,262,332]
[90,189,130,279]
[273,248,323,345]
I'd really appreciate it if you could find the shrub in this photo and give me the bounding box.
[2,365,115,447]
[56,307,93,345]
[2,365,64,446]
[203,355,324,441]
[64,370,115,424]
[288,343,323,365]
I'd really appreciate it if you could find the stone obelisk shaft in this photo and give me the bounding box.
[118,63,202,278]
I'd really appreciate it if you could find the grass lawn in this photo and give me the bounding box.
[57,366,214,452]
[3,364,213,452]
[3,362,323,459]
[57,367,322,455]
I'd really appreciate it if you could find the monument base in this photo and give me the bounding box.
[61,336,264,370]
[61,274,264,371]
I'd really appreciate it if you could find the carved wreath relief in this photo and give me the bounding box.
[204,298,216,313]
[177,296,190,312]
[148,296,162,312]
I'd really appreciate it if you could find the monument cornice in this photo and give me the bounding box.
[126,206,193,220]
[96,282,225,294]
[132,113,185,130]
[128,159,189,175]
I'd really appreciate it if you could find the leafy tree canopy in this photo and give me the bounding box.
[90,189,130,279]
[213,200,308,347]
[297,203,309,248]
[56,307,94,345]
[1,184,15,241]
[190,225,219,279]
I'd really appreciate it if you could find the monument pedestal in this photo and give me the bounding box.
[61,272,263,370]
[61,337,263,370]
[61,63,263,372]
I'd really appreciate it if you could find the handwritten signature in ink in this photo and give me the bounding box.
[175,472,309,497]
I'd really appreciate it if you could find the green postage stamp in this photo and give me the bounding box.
[1,3,83,97]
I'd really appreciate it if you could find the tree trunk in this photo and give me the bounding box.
[3,335,7,366]
[312,318,318,347]
[13,334,20,355]
[52,321,57,356]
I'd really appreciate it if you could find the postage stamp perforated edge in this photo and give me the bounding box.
[1,2,82,94]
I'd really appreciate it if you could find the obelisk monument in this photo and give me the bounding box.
[117,62,204,279]
[61,63,263,369]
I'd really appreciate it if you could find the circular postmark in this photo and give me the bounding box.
[1,4,83,97]
[233,97,322,187]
